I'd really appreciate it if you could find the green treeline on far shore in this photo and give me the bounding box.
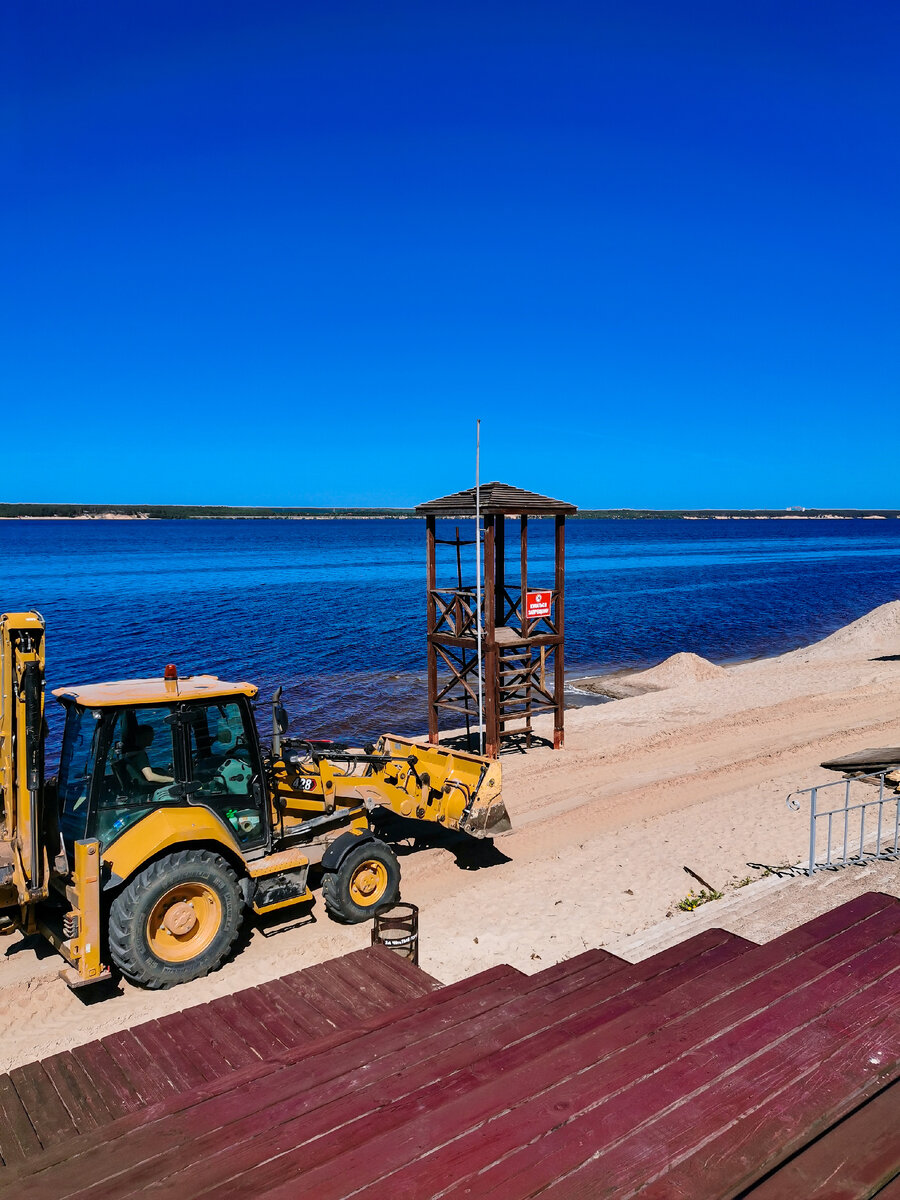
[2,504,900,520]
[0,504,414,519]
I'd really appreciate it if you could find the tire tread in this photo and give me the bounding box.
[322,841,400,925]
[107,849,242,989]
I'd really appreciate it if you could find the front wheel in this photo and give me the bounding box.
[108,849,243,989]
[322,840,400,924]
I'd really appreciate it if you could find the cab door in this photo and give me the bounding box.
[182,698,269,850]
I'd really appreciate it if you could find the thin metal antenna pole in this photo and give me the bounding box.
[475,418,484,754]
[456,525,472,749]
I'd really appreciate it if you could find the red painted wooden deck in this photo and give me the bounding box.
[1,892,898,1198]
[0,945,438,1172]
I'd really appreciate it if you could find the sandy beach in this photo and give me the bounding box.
[2,600,899,1072]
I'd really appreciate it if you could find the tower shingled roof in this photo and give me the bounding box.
[415,481,577,517]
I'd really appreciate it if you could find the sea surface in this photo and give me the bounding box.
[2,518,900,753]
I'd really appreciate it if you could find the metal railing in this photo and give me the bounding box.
[787,772,900,876]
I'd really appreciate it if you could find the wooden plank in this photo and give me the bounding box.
[431,940,900,1200]
[0,1072,41,1166]
[356,946,440,999]
[252,973,344,1041]
[0,970,511,1192]
[224,987,305,1053]
[412,963,523,1006]
[99,1029,178,1103]
[309,918,900,1199]
[821,747,900,771]
[320,954,401,1012]
[279,959,382,1022]
[521,927,750,998]
[69,1040,140,1120]
[631,925,754,975]
[128,1020,209,1091]
[40,1050,114,1134]
[527,930,753,1005]
[768,890,894,947]
[260,976,340,1038]
[747,1079,900,1199]
[328,955,423,1016]
[335,949,415,1004]
[7,1062,77,1150]
[144,1011,233,1083]
[204,994,280,1063]
[519,947,628,990]
[174,1005,260,1072]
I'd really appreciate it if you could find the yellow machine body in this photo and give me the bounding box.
[0,611,510,990]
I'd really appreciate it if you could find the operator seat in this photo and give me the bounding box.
[112,725,158,795]
[214,720,236,753]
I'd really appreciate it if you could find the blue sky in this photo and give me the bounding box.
[3,2,898,509]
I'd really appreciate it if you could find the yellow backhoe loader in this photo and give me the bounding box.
[0,612,509,990]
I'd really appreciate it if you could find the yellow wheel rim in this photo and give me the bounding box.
[348,859,388,908]
[146,882,222,963]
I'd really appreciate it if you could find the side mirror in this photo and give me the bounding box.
[271,687,290,757]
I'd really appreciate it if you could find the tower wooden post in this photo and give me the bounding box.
[425,515,438,743]
[483,515,498,757]
[554,513,566,750]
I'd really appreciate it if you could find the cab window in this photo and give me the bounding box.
[105,707,178,806]
[58,705,102,849]
[186,701,263,846]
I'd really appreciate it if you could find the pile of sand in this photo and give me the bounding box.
[795,600,900,660]
[629,651,726,690]
[573,652,726,699]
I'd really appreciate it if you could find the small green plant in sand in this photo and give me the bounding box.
[677,887,723,912]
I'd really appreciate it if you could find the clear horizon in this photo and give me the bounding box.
[5,3,899,509]
[4,501,900,515]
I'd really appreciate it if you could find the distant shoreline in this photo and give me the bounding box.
[1,505,900,522]
[1,505,899,521]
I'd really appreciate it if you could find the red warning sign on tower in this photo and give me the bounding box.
[525,590,552,619]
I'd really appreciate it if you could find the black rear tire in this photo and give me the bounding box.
[322,840,400,924]
[108,849,243,989]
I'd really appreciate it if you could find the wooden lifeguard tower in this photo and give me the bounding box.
[416,482,577,758]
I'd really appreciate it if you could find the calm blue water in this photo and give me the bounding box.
[2,518,899,753]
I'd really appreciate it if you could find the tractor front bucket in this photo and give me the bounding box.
[373,736,511,838]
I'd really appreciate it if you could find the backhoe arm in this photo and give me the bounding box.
[0,611,49,908]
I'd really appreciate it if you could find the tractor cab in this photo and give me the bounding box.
[53,674,270,860]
